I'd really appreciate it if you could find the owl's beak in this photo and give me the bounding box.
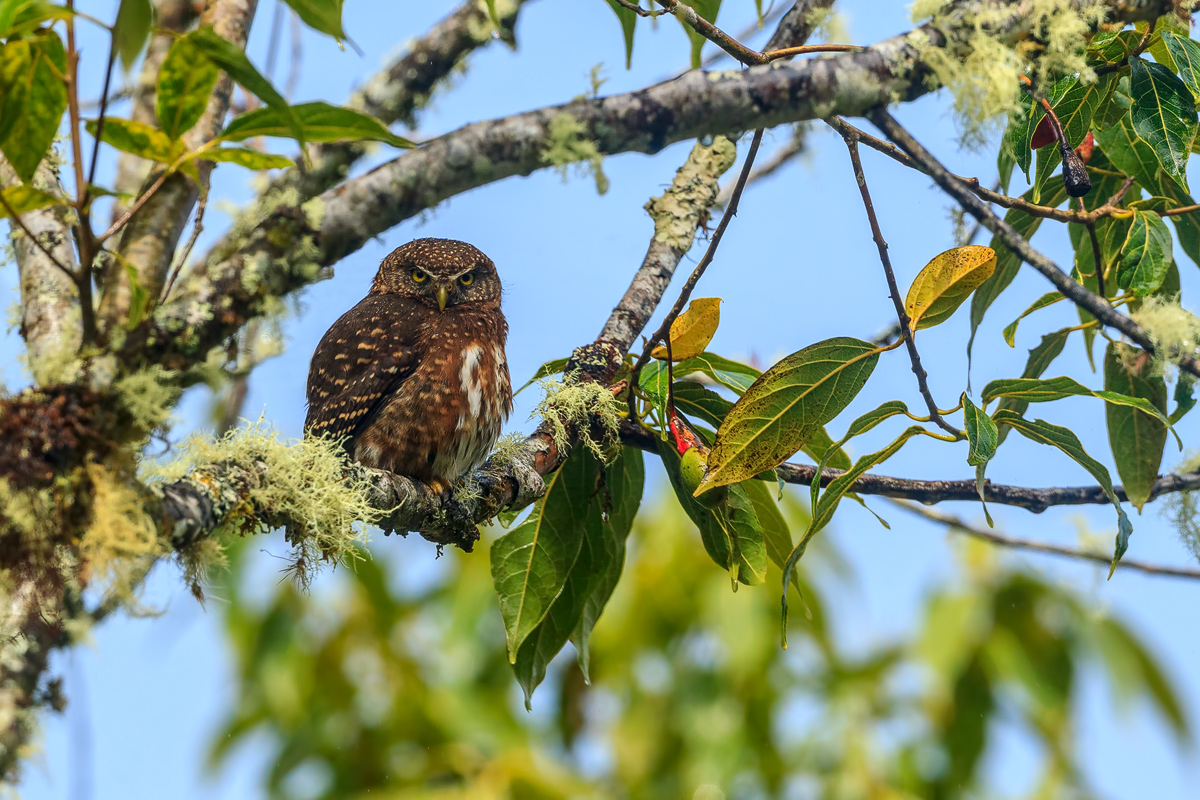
[436,284,450,312]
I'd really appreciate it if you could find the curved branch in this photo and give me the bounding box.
[144,0,1171,373]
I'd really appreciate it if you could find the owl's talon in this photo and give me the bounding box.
[427,478,450,499]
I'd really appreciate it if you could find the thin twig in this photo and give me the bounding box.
[0,193,76,279]
[866,109,1200,384]
[655,0,859,66]
[160,183,208,304]
[890,499,1200,580]
[839,129,964,439]
[97,168,172,244]
[64,0,100,345]
[1080,195,1108,300]
[826,117,1132,225]
[84,38,118,206]
[628,128,765,419]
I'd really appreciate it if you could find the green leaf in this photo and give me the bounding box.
[995,328,1071,444]
[905,245,997,331]
[740,479,800,597]
[112,0,152,71]
[810,400,910,510]
[1161,31,1200,101]
[671,380,732,428]
[646,351,760,394]
[199,147,294,170]
[86,117,181,163]
[981,374,1179,447]
[507,448,639,703]
[1128,57,1197,192]
[969,184,1067,361]
[660,440,767,586]
[998,88,1038,186]
[1117,210,1173,296]
[991,409,1133,575]
[0,1,72,38]
[0,183,59,218]
[280,0,348,42]
[0,31,67,182]
[782,426,926,644]
[185,26,306,150]
[1088,29,1143,64]
[156,37,219,140]
[678,0,721,69]
[963,394,997,467]
[1032,75,1111,202]
[604,0,637,69]
[1156,178,1200,269]
[1171,371,1196,424]
[491,449,597,663]
[1002,291,1062,347]
[220,101,413,148]
[121,256,150,329]
[699,338,880,492]
[1104,343,1168,512]
[570,447,643,682]
[1095,110,1165,194]
[800,425,853,472]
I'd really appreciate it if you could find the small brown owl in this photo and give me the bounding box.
[305,238,513,492]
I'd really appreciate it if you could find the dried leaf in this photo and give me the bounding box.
[651,297,721,360]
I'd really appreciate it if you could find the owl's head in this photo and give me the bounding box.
[372,238,501,311]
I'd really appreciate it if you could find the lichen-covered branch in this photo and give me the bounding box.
[1,155,81,386]
[146,0,1170,373]
[249,0,531,207]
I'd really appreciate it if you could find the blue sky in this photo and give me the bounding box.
[6,1,1200,797]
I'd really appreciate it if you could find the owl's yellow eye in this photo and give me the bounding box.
[459,273,474,286]
[411,269,427,283]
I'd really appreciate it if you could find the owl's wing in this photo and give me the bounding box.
[304,295,422,444]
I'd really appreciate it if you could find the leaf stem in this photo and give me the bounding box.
[838,128,965,441]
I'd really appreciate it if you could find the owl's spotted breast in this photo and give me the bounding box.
[304,238,511,488]
[352,306,512,482]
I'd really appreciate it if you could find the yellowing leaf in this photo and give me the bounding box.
[651,297,721,360]
[905,245,997,331]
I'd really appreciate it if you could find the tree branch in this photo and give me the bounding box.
[891,499,1200,579]
[0,156,82,383]
[839,129,963,439]
[615,420,1200,513]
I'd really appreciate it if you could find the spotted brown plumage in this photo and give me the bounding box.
[305,239,512,489]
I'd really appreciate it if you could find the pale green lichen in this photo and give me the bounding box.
[1130,297,1200,376]
[541,112,609,195]
[911,0,1106,147]
[533,378,622,461]
[149,420,377,588]
[467,0,520,43]
[1161,450,1200,565]
[645,136,737,251]
[806,5,850,45]
[114,364,179,435]
[81,463,165,597]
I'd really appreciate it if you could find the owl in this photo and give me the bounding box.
[304,238,513,493]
